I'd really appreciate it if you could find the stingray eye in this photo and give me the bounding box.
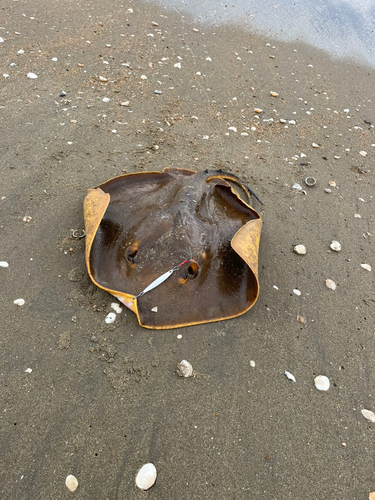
[126,248,138,264]
[187,262,199,280]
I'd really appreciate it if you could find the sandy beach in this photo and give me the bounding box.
[1,0,375,498]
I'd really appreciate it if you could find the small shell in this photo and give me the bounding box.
[293,289,301,296]
[314,375,330,391]
[14,298,25,306]
[250,360,255,367]
[151,306,158,313]
[297,315,307,324]
[0,261,9,267]
[284,371,296,382]
[111,302,123,314]
[177,360,193,378]
[359,150,367,156]
[294,244,306,255]
[270,91,279,97]
[328,180,336,187]
[369,492,375,500]
[325,279,336,290]
[105,312,116,324]
[304,177,316,186]
[312,142,319,148]
[330,240,341,252]
[99,76,107,82]
[361,264,372,271]
[361,409,375,423]
[135,463,157,490]
[65,475,78,492]
[254,108,263,113]
[292,183,302,190]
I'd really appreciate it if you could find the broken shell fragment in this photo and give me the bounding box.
[314,375,330,391]
[304,177,316,186]
[369,493,375,500]
[65,475,78,492]
[270,91,279,97]
[361,264,372,271]
[177,360,194,378]
[361,409,375,423]
[328,180,336,187]
[14,298,25,306]
[284,371,296,382]
[254,108,263,113]
[325,279,336,290]
[330,240,341,252]
[293,244,306,255]
[135,463,157,490]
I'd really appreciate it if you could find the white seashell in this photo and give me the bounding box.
[250,360,255,367]
[65,475,78,492]
[105,312,116,324]
[228,126,237,132]
[0,261,9,267]
[369,492,375,500]
[325,188,332,193]
[270,91,279,97]
[361,264,372,271]
[177,360,193,377]
[330,240,341,252]
[25,368,32,373]
[325,279,336,290]
[293,289,301,296]
[294,244,306,255]
[151,306,158,313]
[354,214,361,218]
[284,371,296,382]
[135,463,157,490]
[99,76,107,82]
[120,101,130,106]
[312,142,319,148]
[27,72,38,79]
[14,298,25,306]
[111,302,122,314]
[361,409,375,423]
[314,375,330,391]
[359,151,367,156]
[254,108,263,113]
[328,180,336,187]
[292,183,302,190]
[174,62,181,69]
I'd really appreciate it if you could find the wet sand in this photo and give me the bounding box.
[1,0,375,498]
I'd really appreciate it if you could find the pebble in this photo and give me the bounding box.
[362,409,375,423]
[0,261,9,267]
[361,264,372,271]
[325,279,336,290]
[111,302,122,314]
[135,463,157,490]
[314,375,330,391]
[284,371,296,382]
[14,298,25,306]
[293,289,301,296]
[65,475,78,492]
[325,188,332,193]
[105,312,116,324]
[177,360,194,377]
[154,90,162,94]
[294,244,306,255]
[330,241,341,252]
[27,72,37,79]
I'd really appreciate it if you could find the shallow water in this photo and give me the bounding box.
[151,0,375,66]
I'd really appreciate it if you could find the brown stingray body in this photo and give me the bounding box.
[84,168,262,329]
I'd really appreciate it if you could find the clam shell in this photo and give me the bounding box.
[361,264,372,271]
[177,360,193,378]
[293,244,306,255]
[314,375,330,391]
[325,279,336,290]
[65,475,78,492]
[369,493,375,500]
[135,463,157,490]
[284,371,296,382]
[330,240,341,252]
[361,409,375,423]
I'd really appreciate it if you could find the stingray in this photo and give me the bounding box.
[84,168,262,329]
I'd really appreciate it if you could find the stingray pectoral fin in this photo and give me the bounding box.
[231,216,262,289]
[83,188,110,267]
[162,167,196,176]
